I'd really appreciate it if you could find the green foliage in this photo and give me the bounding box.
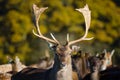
[0,0,120,65]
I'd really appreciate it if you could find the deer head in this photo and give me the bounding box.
[88,56,102,72]
[98,49,115,71]
[83,56,101,80]
[32,4,93,68]
[11,4,93,80]
[103,49,115,66]
[7,56,26,74]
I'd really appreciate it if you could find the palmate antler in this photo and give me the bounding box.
[32,4,93,46]
[32,4,60,44]
[68,4,94,46]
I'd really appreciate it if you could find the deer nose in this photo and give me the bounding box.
[61,63,65,67]
[61,62,66,67]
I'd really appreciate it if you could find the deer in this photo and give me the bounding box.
[0,56,26,74]
[29,50,54,69]
[0,56,26,80]
[8,56,26,74]
[83,55,120,80]
[11,4,93,80]
[72,46,91,80]
[97,49,115,71]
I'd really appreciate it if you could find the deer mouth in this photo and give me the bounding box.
[100,65,107,71]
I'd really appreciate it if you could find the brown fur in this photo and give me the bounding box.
[72,52,90,79]
[83,56,120,80]
[98,50,115,71]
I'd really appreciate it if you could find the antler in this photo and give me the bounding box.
[32,4,59,44]
[68,4,94,46]
[111,49,115,56]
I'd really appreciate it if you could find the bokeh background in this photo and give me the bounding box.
[0,0,120,65]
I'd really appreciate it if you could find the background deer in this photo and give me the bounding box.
[29,50,54,69]
[82,56,100,80]
[0,56,26,80]
[83,55,120,80]
[0,56,26,74]
[72,46,91,79]
[97,49,115,71]
[9,56,26,74]
[12,4,93,80]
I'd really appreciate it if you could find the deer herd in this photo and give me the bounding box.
[0,4,120,80]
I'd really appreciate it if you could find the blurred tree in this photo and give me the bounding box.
[0,0,120,65]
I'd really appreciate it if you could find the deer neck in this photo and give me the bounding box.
[52,54,73,80]
[12,57,25,74]
[91,71,99,80]
[81,57,90,77]
[12,62,21,74]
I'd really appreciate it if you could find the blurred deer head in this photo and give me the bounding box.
[88,56,102,72]
[8,56,26,74]
[97,49,115,71]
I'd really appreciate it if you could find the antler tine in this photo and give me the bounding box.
[32,4,59,44]
[50,33,60,44]
[111,49,115,56]
[68,4,94,46]
[67,33,69,42]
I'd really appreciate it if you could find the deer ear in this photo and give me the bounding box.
[104,52,108,58]
[7,56,14,64]
[110,49,115,57]
[96,53,99,57]
[102,49,107,58]
[47,42,57,51]
[15,56,21,63]
[103,49,107,54]
[72,45,80,52]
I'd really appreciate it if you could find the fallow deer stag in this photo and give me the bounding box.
[11,4,93,80]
